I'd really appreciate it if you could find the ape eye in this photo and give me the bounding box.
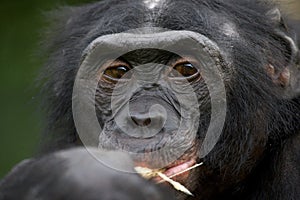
[169,63,199,78]
[103,65,131,80]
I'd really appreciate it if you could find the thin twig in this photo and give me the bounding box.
[158,162,203,184]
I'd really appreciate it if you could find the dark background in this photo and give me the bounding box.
[0,0,299,178]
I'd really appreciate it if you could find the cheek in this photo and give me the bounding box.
[190,78,211,107]
[95,91,113,123]
[95,80,129,120]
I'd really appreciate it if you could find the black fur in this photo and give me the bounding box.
[0,148,173,200]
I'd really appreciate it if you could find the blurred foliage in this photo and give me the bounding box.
[0,0,299,179]
[280,0,300,19]
[0,0,94,178]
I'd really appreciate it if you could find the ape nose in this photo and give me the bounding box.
[131,114,152,127]
[127,104,168,132]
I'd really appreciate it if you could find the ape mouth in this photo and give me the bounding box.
[135,158,200,184]
[161,143,201,180]
[158,158,198,181]
[135,154,202,196]
[135,144,202,183]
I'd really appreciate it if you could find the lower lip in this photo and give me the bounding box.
[163,159,196,177]
[152,159,196,183]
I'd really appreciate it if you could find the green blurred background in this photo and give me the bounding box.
[0,0,299,179]
[0,0,94,178]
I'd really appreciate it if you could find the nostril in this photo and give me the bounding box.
[131,114,152,127]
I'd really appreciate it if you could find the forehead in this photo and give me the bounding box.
[120,49,177,64]
[147,0,237,31]
[96,0,239,38]
[143,0,165,9]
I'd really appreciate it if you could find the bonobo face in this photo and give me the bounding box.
[97,49,209,160]
[73,29,228,195]
[41,0,300,199]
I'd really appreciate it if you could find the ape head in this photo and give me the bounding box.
[40,0,300,199]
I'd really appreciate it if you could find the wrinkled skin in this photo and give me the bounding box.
[1,0,300,200]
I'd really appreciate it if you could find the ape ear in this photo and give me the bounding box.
[266,8,300,98]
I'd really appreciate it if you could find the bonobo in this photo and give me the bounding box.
[1,0,300,200]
